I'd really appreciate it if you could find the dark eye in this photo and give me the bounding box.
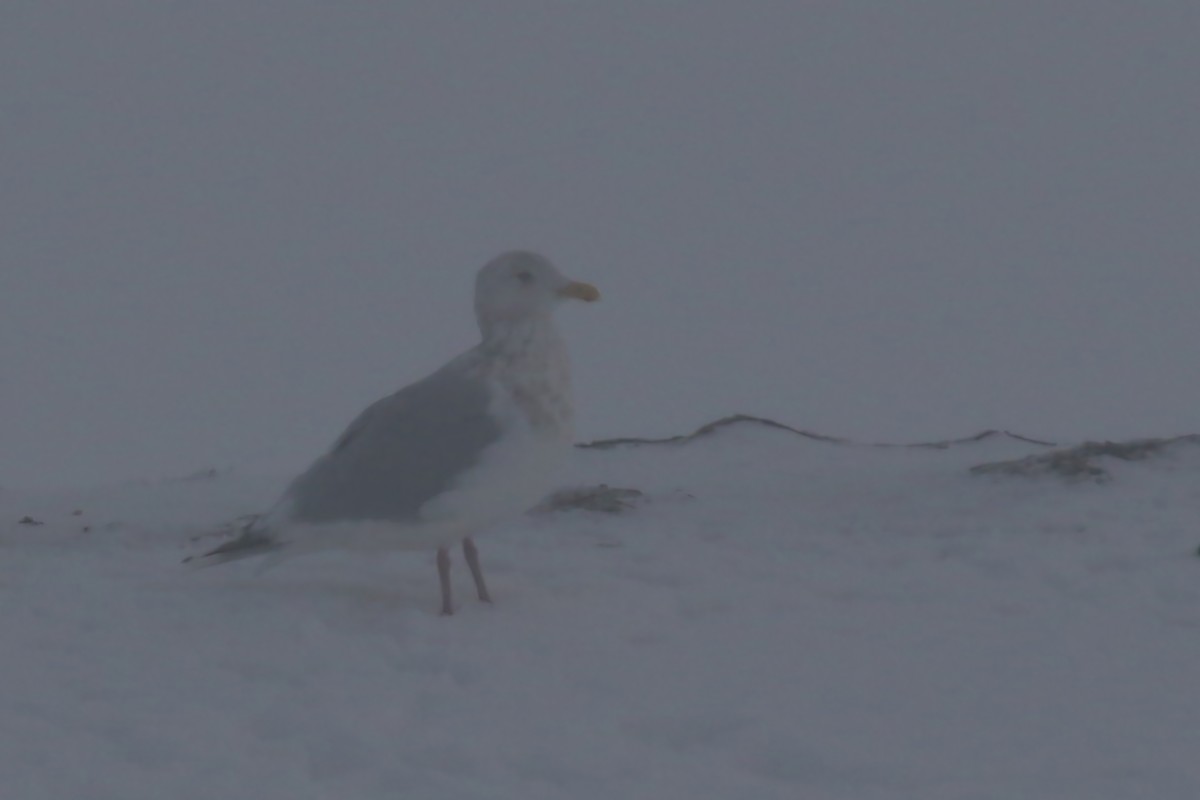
[516,270,534,285]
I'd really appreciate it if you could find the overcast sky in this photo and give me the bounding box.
[2,2,1198,488]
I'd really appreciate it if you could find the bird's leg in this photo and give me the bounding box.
[437,546,453,616]
[462,536,492,604]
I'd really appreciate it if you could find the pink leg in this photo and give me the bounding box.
[437,546,453,616]
[462,536,492,604]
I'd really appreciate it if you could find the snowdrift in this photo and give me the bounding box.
[3,419,1198,799]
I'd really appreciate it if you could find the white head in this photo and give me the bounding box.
[474,251,599,338]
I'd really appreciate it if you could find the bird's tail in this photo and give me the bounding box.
[184,517,283,567]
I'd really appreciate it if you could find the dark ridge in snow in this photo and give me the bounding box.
[577,414,1058,450]
[970,436,1200,482]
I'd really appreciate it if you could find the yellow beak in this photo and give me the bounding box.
[558,281,601,302]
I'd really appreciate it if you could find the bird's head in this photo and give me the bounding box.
[474,251,599,335]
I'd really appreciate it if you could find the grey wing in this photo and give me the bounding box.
[283,359,502,525]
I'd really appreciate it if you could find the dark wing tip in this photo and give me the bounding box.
[184,531,280,566]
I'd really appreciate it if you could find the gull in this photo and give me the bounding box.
[190,251,599,614]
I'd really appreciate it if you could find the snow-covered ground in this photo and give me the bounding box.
[3,421,1199,799]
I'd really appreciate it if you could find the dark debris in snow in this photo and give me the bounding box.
[534,485,647,514]
[970,435,1200,482]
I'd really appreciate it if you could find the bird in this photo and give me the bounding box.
[189,251,599,614]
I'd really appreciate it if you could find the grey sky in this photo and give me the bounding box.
[3,2,1198,488]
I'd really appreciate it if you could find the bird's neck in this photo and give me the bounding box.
[479,315,574,438]
[479,312,559,357]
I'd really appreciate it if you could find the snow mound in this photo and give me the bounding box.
[3,424,1200,799]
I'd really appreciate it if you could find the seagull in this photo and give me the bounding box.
[190,251,599,614]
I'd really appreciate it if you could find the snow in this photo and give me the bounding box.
[5,422,1198,799]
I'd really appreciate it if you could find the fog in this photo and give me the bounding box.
[3,2,1197,488]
